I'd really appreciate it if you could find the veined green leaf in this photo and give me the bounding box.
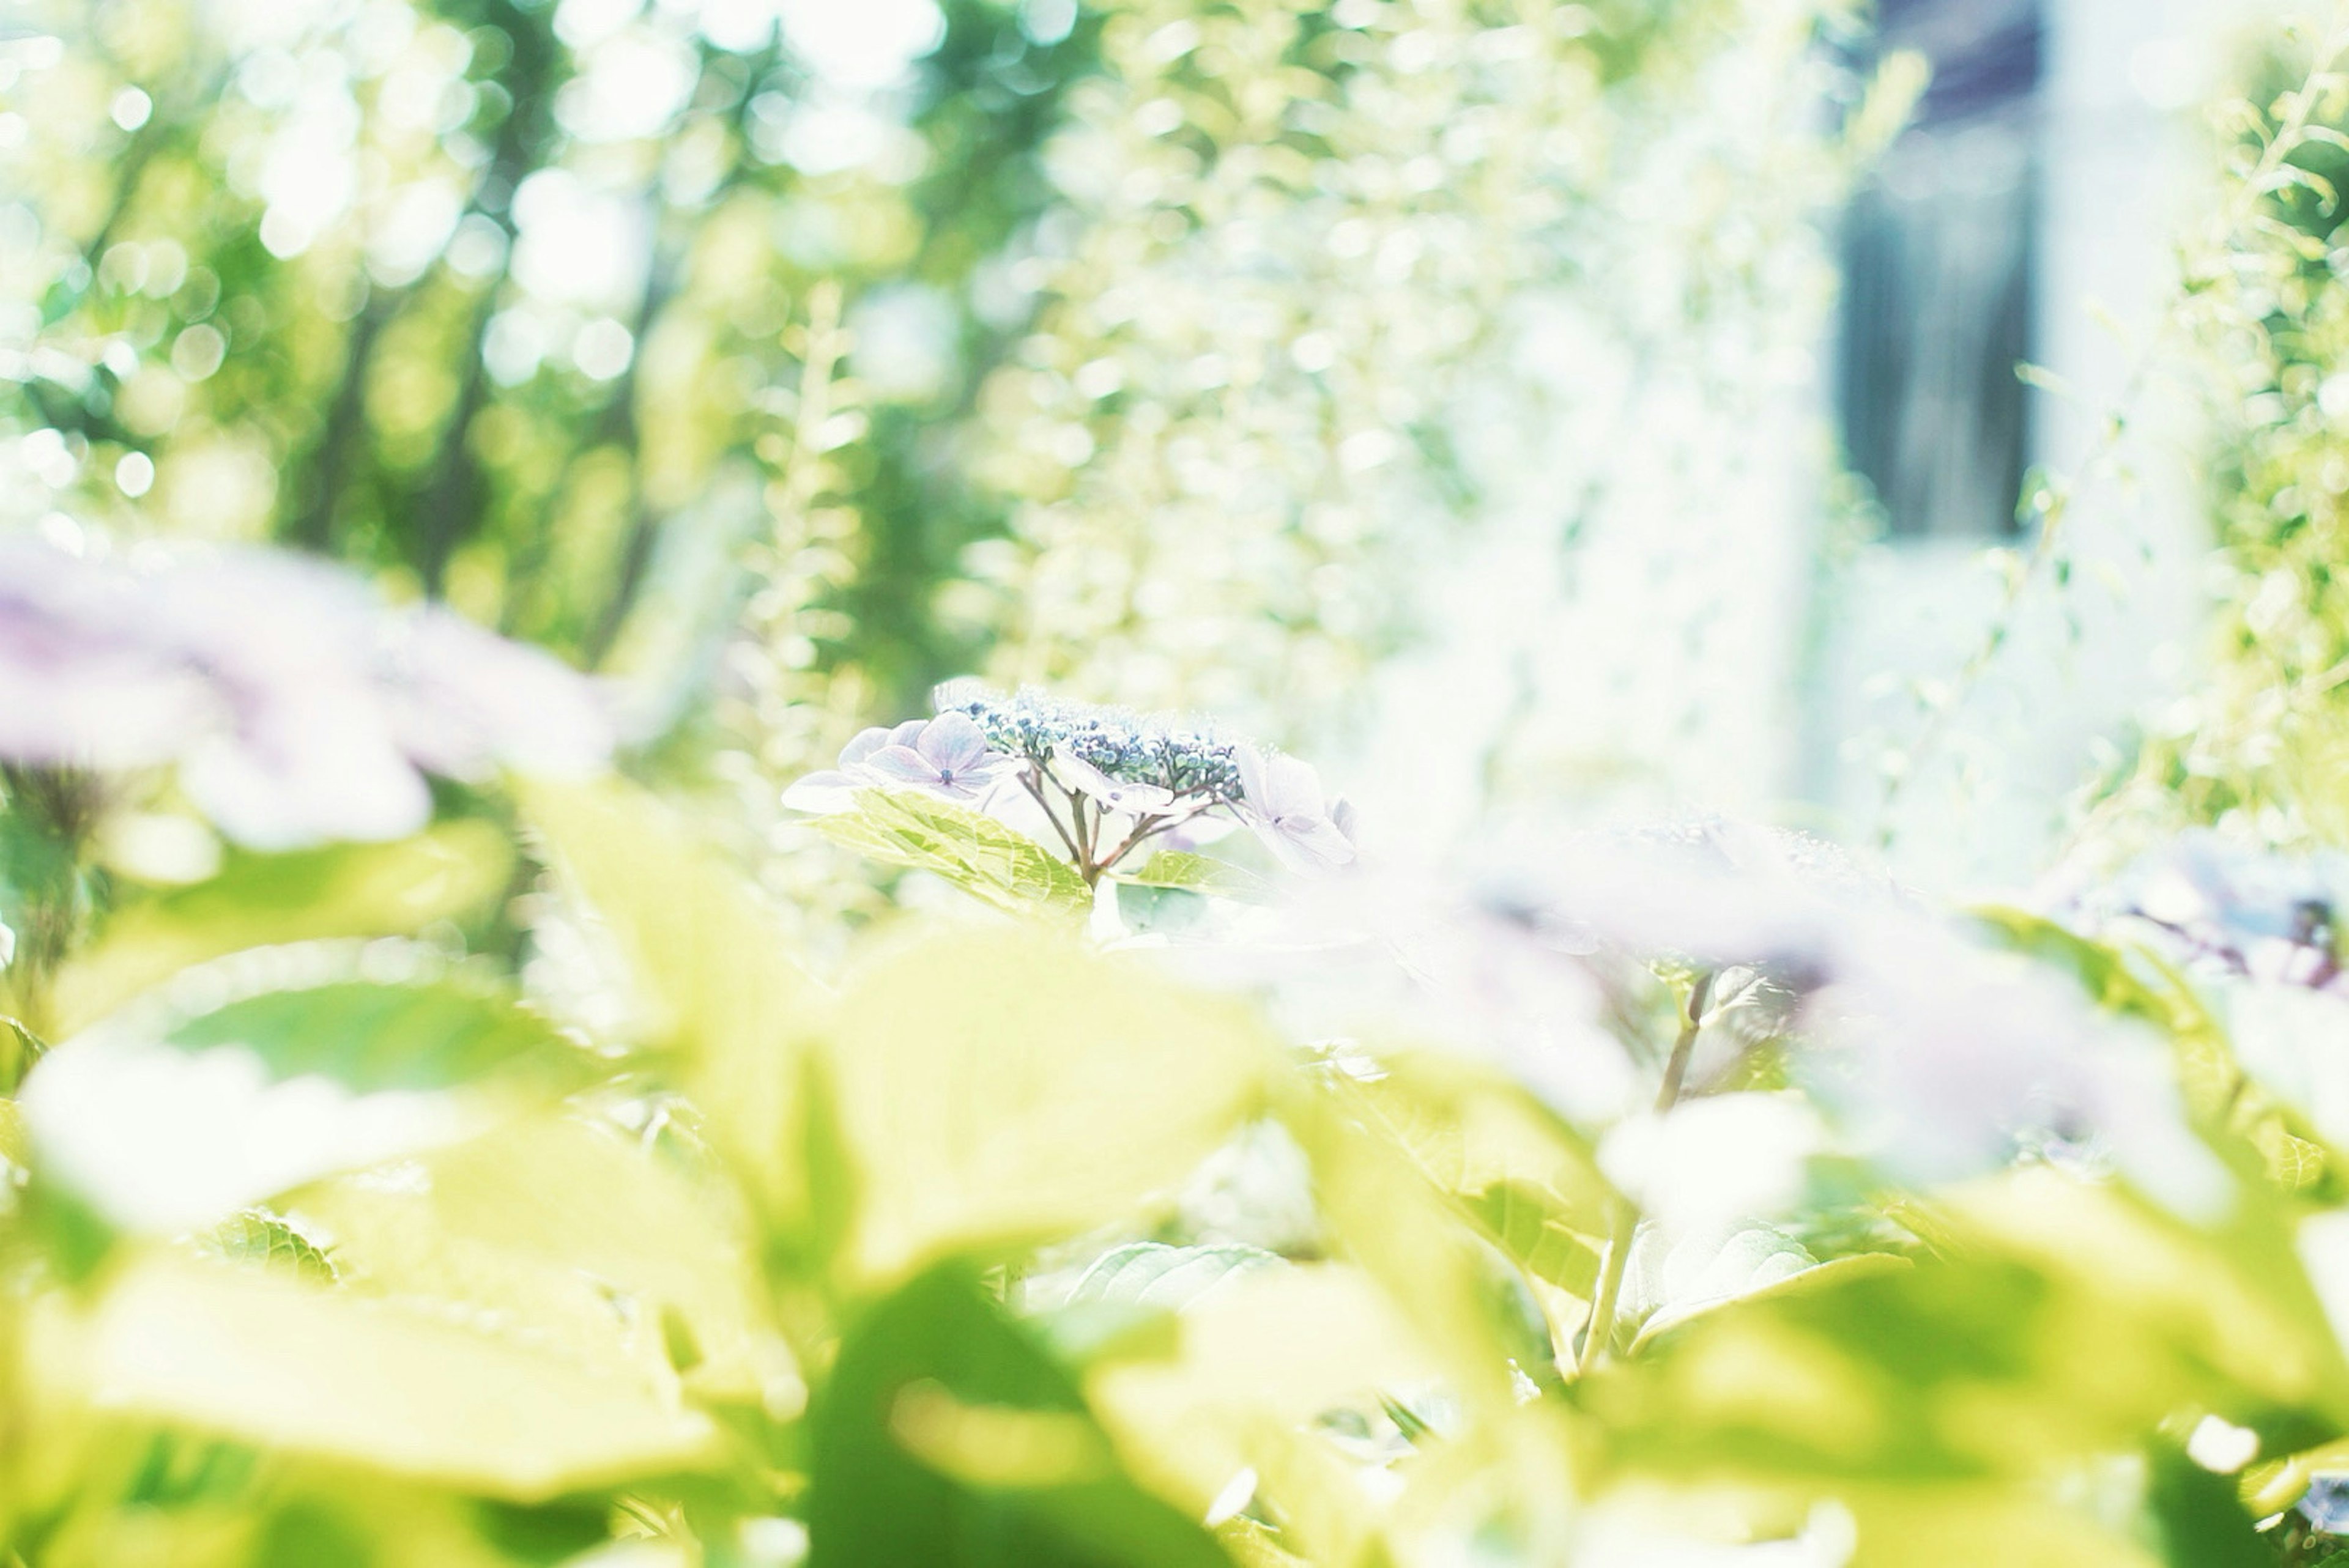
[1069,1242,1284,1312]
[817,789,1088,914]
[193,1209,338,1286]
[1118,852,1269,901]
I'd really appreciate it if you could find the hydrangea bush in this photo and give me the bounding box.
[13,552,2349,1566]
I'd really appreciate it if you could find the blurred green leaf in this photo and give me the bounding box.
[807,1262,1230,1568]
[2145,1443,2269,1568]
[79,1257,721,1501]
[163,978,584,1098]
[54,824,515,1036]
[827,926,1268,1284]
[294,1114,785,1405]
[0,1013,46,1095]
[521,780,827,1234]
[1086,1262,1438,1566]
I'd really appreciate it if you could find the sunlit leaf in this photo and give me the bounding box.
[1088,1263,1438,1566]
[193,1209,338,1285]
[291,1114,785,1403]
[521,780,827,1235]
[817,789,1089,914]
[75,1257,721,1500]
[827,926,1267,1284]
[1118,852,1269,901]
[21,952,597,1233]
[1069,1243,1284,1312]
[52,824,515,1036]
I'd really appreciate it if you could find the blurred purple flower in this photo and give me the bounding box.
[0,536,614,849]
[0,536,221,768]
[2064,831,2347,991]
[1236,747,1355,873]
[1461,820,2225,1212]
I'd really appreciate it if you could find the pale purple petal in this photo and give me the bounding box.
[837,727,900,768]
[1050,745,1123,799]
[867,746,941,785]
[1053,745,1173,813]
[1234,745,1272,815]
[0,537,220,766]
[1263,753,1328,821]
[1252,813,1354,874]
[917,711,992,774]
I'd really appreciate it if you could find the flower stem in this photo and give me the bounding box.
[1576,969,1713,1377]
[1020,768,1085,865]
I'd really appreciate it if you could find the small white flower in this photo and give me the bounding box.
[1234,747,1355,873]
[1049,744,1175,815]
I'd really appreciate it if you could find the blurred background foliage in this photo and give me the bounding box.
[2,0,1898,893]
[2071,23,2349,858]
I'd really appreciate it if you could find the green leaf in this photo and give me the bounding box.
[1969,905,2174,1026]
[1118,852,1268,901]
[827,926,1268,1284]
[1628,1249,1912,1355]
[194,1208,338,1285]
[18,956,598,1234]
[53,823,514,1036]
[1068,1243,1283,1311]
[808,1262,1229,1568]
[817,789,1088,914]
[1084,1261,1438,1566]
[80,1256,721,1501]
[1466,1180,1605,1301]
[0,1013,45,1094]
[294,1114,784,1403]
[162,977,584,1097]
[520,780,828,1235]
[2146,1443,2269,1568]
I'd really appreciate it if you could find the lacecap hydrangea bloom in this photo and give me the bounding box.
[783,685,1355,884]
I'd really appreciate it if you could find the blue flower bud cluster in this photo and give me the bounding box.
[935,686,1245,801]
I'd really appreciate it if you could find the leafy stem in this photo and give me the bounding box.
[1577,969,1713,1377]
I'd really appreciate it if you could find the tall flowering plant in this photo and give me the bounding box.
[782,686,1355,901]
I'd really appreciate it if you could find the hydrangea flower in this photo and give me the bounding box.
[0,534,614,849]
[779,720,930,814]
[2061,831,2348,992]
[1049,744,1175,816]
[1436,821,2224,1214]
[1235,747,1356,873]
[860,712,1017,801]
[787,684,1357,889]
